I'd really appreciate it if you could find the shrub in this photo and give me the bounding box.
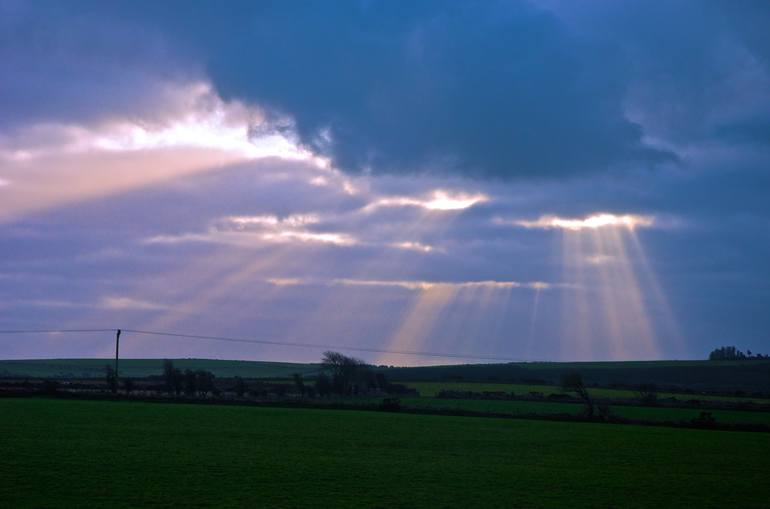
[379,397,401,412]
[41,380,59,395]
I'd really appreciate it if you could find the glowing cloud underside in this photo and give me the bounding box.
[266,277,551,292]
[512,213,654,231]
[366,190,489,212]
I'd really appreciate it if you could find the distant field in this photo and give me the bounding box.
[0,358,323,379]
[1,398,769,508]
[4,357,770,393]
[393,397,770,426]
[404,381,770,403]
[387,359,770,392]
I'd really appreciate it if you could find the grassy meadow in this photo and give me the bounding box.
[4,357,769,395]
[403,381,770,403]
[392,397,770,425]
[2,398,770,508]
[0,358,323,379]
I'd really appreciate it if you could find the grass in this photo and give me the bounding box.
[0,358,323,379]
[393,397,770,425]
[2,398,770,508]
[404,381,770,403]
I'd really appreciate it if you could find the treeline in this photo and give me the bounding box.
[708,346,768,361]
[162,360,217,396]
[156,352,413,399]
[313,351,409,396]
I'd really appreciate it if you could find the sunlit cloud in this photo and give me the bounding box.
[0,82,309,163]
[0,81,332,222]
[364,189,489,212]
[265,277,552,292]
[226,214,321,229]
[262,230,358,246]
[144,229,358,248]
[500,213,655,231]
[389,241,435,253]
[266,278,306,287]
[100,296,169,311]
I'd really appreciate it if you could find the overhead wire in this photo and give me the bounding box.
[0,327,536,363]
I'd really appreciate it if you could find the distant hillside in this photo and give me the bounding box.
[384,360,770,392]
[2,357,769,392]
[0,358,323,379]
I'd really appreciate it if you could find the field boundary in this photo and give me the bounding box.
[4,390,769,434]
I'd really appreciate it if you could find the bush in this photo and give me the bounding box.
[636,383,658,406]
[692,411,716,427]
[41,380,59,395]
[379,397,401,412]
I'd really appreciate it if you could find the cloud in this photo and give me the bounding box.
[363,190,489,212]
[100,296,169,311]
[1,1,769,363]
[266,277,552,292]
[1,0,679,180]
[179,1,676,178]
[498,213,655,231]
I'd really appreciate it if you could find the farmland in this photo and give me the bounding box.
[4,357,769,395]
[403,380,770,403]
[2,398,770,508]
[393,397,770,425]
[0,358,323,379]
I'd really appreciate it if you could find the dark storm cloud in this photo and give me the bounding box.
[142,0,675,178]
[2,0,679,178]
[0,0,197,130]
[5,1,768,180]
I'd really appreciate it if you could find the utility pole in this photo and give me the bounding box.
[115,329,121,382]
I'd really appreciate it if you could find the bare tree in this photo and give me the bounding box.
[561,372,594,418]
[322,351,369,395]
[315,372,332,397]
[163,360,182,395]
[636,383,658,406]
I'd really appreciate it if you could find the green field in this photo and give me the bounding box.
[0,358,323,379]
[404,381,770,403]
[3,357,770,394]
[386,359,770,392]
[2,398,769,508]
[392,397,770,425]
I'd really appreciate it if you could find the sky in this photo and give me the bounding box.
[1,0,769,364]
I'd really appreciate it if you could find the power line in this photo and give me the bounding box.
[0,327,533,363]
[0,329,116,334]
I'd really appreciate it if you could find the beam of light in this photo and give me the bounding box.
[625,229,685,356]
[526,285,542,356]
[364,189,489,212]
[0,81,333,222]
[501,213,655,231]
[553,215,678,360]
[559,230,593,359]
[377,284,459,366]
[116,245,302,349]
